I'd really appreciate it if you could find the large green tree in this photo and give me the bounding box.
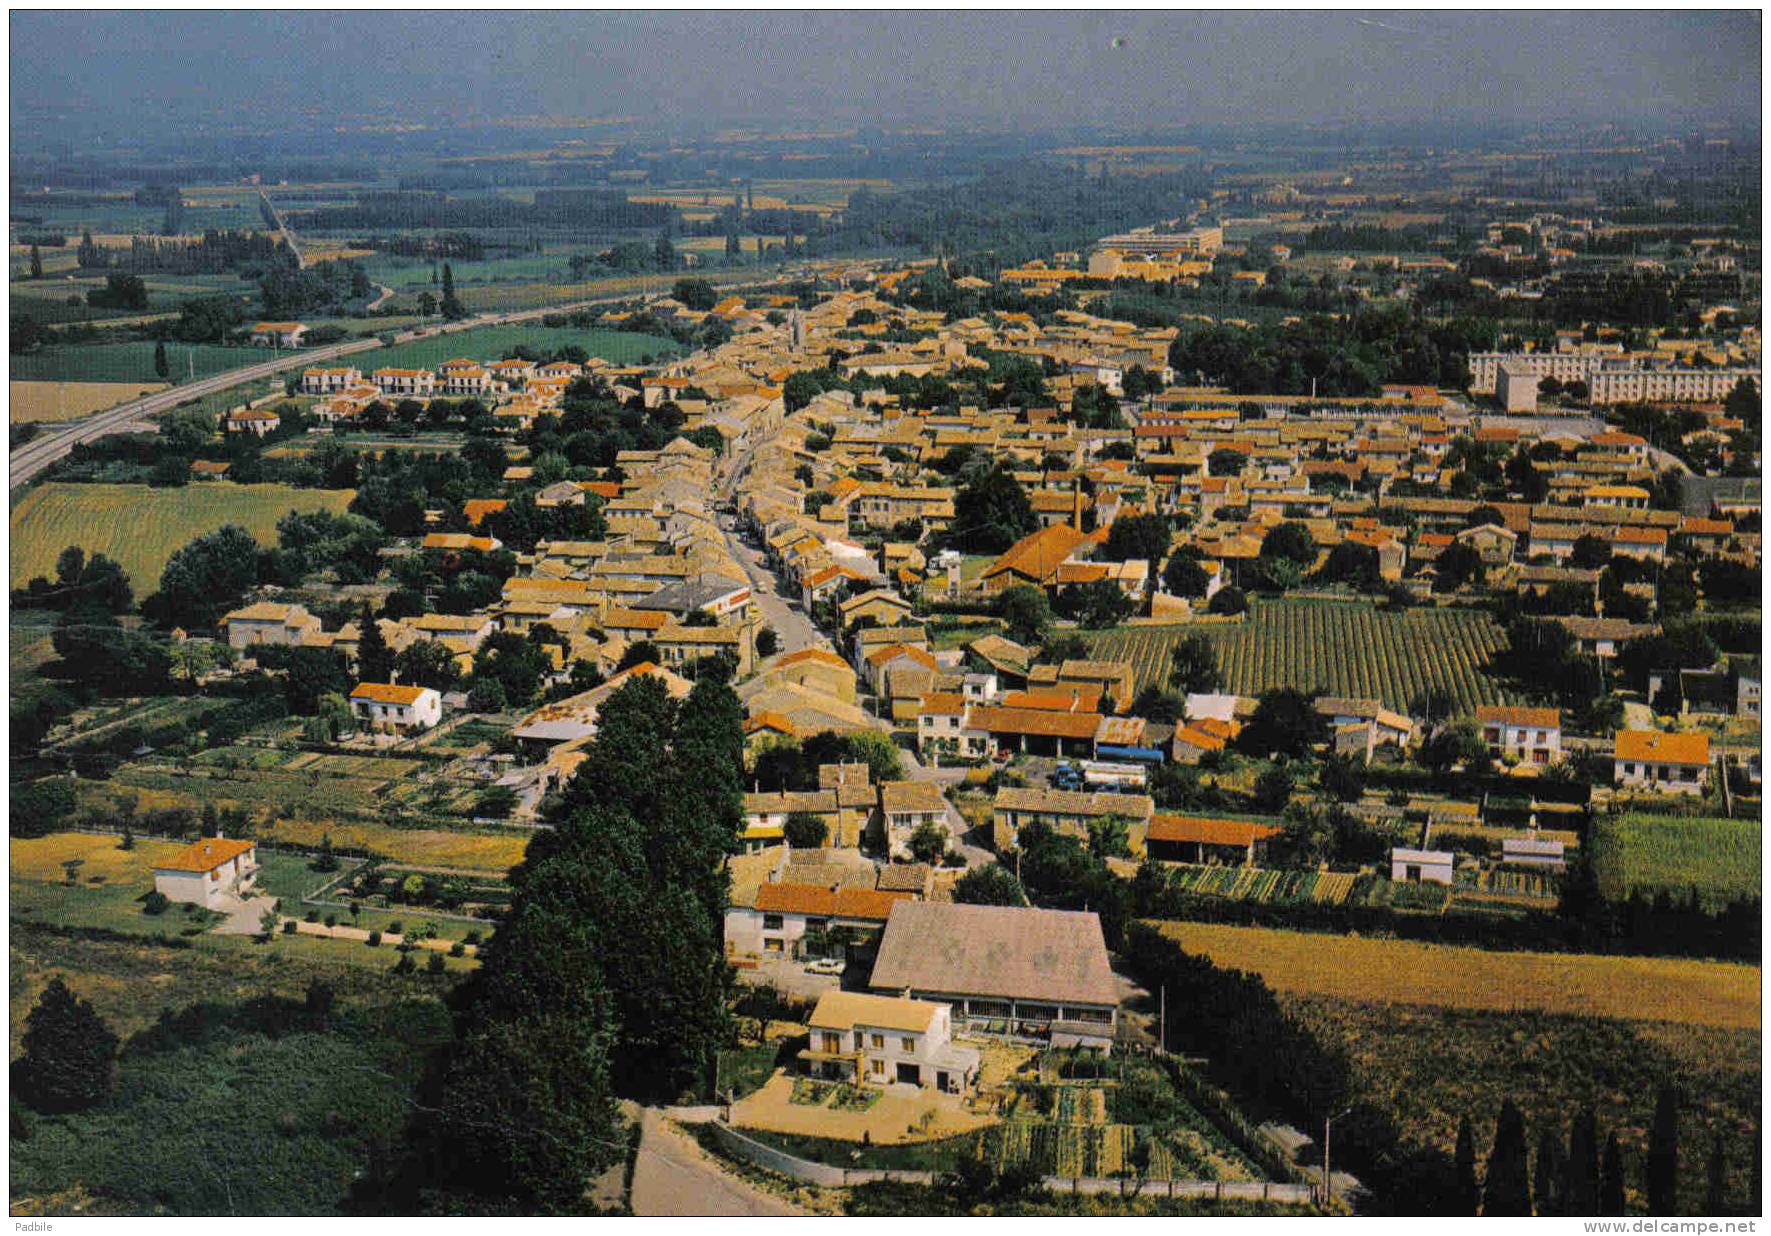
[17,977,119,1113]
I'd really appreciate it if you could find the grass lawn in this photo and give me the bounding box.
[1153,921,1761,1029]
[1589,813,1761,910]
[716,1044,787,1101]
[362,324,676,372]
[8,342,263,384]
[9,481,355,592]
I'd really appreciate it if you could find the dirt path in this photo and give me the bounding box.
[629,1108,800,1217]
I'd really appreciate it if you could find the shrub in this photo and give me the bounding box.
[304,910,319,923]
[282,919,297,935]
[386,920,403,935]
[323,914,337,928]
[427,952,447,975]
[366,930,382,948]
[142,890,170,916]
[449,941,466,957]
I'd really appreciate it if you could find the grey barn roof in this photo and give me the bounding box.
[869,902,1119,1008]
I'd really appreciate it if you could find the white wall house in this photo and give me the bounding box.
[1613,730,1711,796]
[348,682,443,732]
[801,990,981,1094]
[1475,705,1562,766]
[300,366,363,394]
[223,602,322,650]
[152,835,259,910]
[1389,848,1454,885]
[723,883,908,960]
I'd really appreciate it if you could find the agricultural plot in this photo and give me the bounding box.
[9,380,170,423]
[1165,864,1357,906]
[1088,600,1512,712]
[9,482,354,591]
[1589,813,1761,911]
[360,324,676,373]
[1154,921,1761,1029]
[7,341,259,384]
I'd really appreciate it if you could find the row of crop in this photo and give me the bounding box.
[1166,864,1358,907]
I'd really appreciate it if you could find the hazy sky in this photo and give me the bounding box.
[11,10,1763,136]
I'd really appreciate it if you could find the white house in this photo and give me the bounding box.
[1389,847,1454,885]
[371,368,438,398]
[152,835,259,909]
[249,321,306,348]
[348,682,443,733]
[723,882,910,960]
[300,366,363,394]
[1613,730,1711,795]
[800,990,981,1095]
[1475,704,1562,766]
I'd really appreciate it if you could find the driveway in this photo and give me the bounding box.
[211,892,278,935]
[630,1108,800,1217]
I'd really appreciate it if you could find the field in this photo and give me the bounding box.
[359,324,677,373]
[8,925,454,1215]
[7,341,262,384]
[1589,813,1761,910]
[10,832,187,886]
[1088,600,1512,712]
[1154,921,1760,1029]
[1289,996,1761,1216]
[10,380,170,423]
[9,482,355,591]
[1164,864,1357,906]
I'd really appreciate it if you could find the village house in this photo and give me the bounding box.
[800,990,981,1095]
[348,682,443,733]
[222,601,321,650]
[1613,729,1712,795]
[723,882,911,961]
[1475,704,1563,766]
[151,834,259,910]
[991,785,1155,852]
[869,902,1120,1052]
[249,321,306,348]
[877,780,950,857]
[1145,814,1282,865]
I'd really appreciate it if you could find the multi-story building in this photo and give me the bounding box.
[800,990,981,1094]
[1475,704,1562,766]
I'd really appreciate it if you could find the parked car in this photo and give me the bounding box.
[805,957,846,976]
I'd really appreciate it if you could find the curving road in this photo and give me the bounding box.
[629,1109,800,1217]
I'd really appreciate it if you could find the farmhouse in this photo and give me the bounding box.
[249,321,306,348]
[348,682,443,733]
[800,990,981,1094]
[991,785,1155,851]
[1613,729,1711,795]
[1145,814,1282,865]
[151,835,259,910]
[869,902,1120,1051]
[724,882,911,960]
[1475,704,1562,766]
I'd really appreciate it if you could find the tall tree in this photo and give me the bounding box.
[154,339,169,379]
[1648,1085,1680,1216]
[1535,1128,1565,1216]
[17,977,119,1113]
[1705,1131,1727,1216]
[1168,633,1222,693]
[29,243,42,279]
[1600,1132,1628,1216]
[1566,1108,1601,1215]
[439,263,464,320]
[1484,1099,1533,1216]
[1455,1115,1480,1215]
[356,603,395,683]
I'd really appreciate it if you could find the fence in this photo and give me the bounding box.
[692,1117,1315,1204]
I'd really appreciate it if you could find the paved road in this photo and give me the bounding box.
[718,522,831,656]
[629,1108,799,1217]
[898,746,992,867]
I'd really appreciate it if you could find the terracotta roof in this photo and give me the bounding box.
[982,523,1087,583]
[1614,729,1710,765]
[754,882,911,921]
[1476,704,1561,729]
[155,836,255,874]
[967,704,1103,740]
[808,990,938,1035]
[351,682,430,705]
[869,902,1119,1007]
[1147,815,1283,848]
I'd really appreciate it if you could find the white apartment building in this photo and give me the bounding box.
[300,366,364,394]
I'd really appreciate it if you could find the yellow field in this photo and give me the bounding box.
[256,818,527,872]
[10,380,170,423]
[9,481,355,591]
[302,244,376,262]
[1154,921,1760,1029]
[10,832,186,887]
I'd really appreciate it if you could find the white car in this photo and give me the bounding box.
[804,957,846,976]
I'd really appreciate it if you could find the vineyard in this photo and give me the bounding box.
[1087,600,1514,713]
[1166,864,1358,906]
[1589,813,1761,911]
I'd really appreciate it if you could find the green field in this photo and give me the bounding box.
[362,324,677,371]
[9,481,354,592]
[8,342,263,384]
[1589,813,1761,910]
[1088,600,1513,712]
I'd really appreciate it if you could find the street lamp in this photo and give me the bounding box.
[1322,1105,1354,1208]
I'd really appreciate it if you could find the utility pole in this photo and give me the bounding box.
[1158,985,1166,1054]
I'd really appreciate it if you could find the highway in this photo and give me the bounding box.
[9,296,631,491]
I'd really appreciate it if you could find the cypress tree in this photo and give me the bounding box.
[1484,1099,1533,1216]
[17,977,119,1113]
[1455,1114,1481,1215]
[1535,1128,1565,1216]
[1600,1132,1628,1216]
[1648,1085,1680,1215]
[29,243,42,279]
[154,339,169,379]
[356,604,394,684]
[1752,1127,1761,1215]
[1566,1107,1601,1214]
[439,263,463,320]
[1705,1131,1726,1215]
